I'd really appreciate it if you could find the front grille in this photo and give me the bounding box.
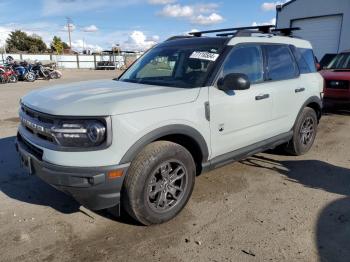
[17,132,43,160]
[20,105,57,145]
[326,80,349,90]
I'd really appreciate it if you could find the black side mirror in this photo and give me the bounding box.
[217,73,250,91]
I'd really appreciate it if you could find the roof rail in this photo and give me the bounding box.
[189,25,275,37]
[216,29,265,37]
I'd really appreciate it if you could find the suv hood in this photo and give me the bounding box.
[320,70,350,80]
[22,79,200,116]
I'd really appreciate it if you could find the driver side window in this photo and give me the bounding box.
[222,45,264,84]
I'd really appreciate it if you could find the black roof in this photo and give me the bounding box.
[158,36,228,48]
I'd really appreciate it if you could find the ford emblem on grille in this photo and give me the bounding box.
[20,115,46,133]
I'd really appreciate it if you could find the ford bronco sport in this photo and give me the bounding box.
[16,26,323,225]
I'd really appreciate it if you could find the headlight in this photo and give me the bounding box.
[51,120,107,148]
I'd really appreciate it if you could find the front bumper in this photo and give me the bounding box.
[323,97,350,107]
[15,133,129,211]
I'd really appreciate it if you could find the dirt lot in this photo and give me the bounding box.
[0,69,349,262]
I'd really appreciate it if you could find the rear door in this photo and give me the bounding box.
[262,44,303,135]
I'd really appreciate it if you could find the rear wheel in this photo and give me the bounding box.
[284,107,318,156]
[122,141,196,225]
[25,72,36,82]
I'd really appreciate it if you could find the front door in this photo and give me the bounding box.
[209,44,274,158]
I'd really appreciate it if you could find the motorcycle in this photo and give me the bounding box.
[32,61,51,80]
[0,65,18,84]
[11,61,36,82]
[47,68,62,79]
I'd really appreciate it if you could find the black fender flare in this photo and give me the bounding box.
[294,96,323,129]
[119,124,209,164]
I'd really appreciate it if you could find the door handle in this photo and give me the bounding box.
[255,94,270,100]
[295,87,305,93]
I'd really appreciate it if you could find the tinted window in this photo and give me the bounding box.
[222,45,264,84]
[299,48,317,72]
[119,45,222,88]
[265,45,298,81]
[327,53,350,69]
[291,46,311,74]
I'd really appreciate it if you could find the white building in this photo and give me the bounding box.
[276,0,350,60]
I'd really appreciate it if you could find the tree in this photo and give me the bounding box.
[50,36,70,54]
[27,34,47,53]
[6,30,28,52]
[62,41,70,50]
[6,30,47,53]
[51,36,64,54]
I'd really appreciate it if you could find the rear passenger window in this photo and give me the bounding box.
[222,45,264,84]
[265,45,299,81]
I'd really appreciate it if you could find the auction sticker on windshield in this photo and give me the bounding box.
[190,51,219,62]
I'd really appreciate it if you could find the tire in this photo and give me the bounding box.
[25,73,35,82]
[49,71,57,79]
[8,75,17,83]
[284,107,318,156]
[122,141,196,225]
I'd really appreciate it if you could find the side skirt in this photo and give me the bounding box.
[202,131,293,172]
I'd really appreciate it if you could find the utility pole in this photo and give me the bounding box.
[66,17,73,50]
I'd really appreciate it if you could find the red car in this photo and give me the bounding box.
[320,50,350,106]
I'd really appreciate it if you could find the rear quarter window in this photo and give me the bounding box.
[292,47,317,73]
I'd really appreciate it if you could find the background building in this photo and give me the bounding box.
[276,0,350,60]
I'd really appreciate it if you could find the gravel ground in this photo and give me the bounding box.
[0,69,349,262]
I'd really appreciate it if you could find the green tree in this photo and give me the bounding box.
[27,34,47,53]
[62,41,70,50]
[6,30,47,53]
[50,36,64,54]
[6,30,28,52]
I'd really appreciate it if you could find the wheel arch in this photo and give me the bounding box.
[119,124,209,174]
[295,96,322,127]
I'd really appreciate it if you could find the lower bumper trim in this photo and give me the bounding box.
[16,137,129,210]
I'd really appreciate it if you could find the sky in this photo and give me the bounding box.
[0,0,289,52]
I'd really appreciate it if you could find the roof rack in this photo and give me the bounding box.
[272,27,300,36]
[189,25,275,37]
[188,25,301,38]
[165,35,194,41]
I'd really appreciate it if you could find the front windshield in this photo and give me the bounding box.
[119,45,222,88]
[327,53,350,70]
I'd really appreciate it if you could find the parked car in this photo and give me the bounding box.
[16,26,323,225]
[320,50,350,106]
[319,53,337,69]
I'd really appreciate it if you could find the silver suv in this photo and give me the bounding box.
[16,26,323,225]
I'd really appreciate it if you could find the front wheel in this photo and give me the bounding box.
[284,107,318,156]
[122,141,196,225]
[8,75,18,83]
